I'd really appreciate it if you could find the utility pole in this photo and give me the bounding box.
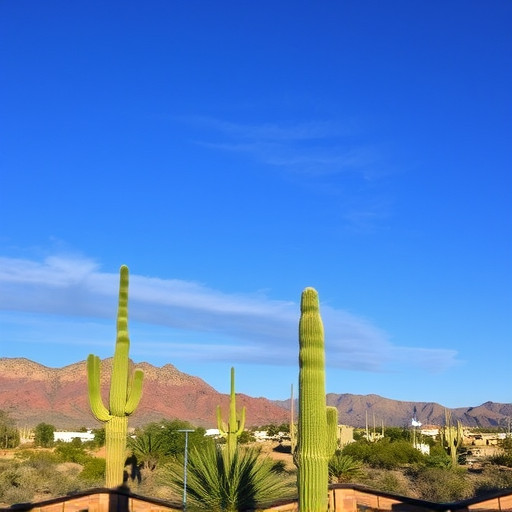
[177,429,195,511]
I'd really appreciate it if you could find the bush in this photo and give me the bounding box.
[424,444,452,468]
[343,439,424,469]
[79,458,106,483]
[328,452,362,483]
[238,430,255,444]
[406,466,474,502]
[474,467,512,495]
[488,452,512,468]
[54,443,90,464]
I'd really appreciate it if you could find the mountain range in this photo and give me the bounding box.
[0,358,510,430]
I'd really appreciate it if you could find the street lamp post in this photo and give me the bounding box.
[177,429,195,511]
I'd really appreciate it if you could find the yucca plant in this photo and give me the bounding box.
[328,452,362,483]
[164,442,294,511]
[128,432,166,471]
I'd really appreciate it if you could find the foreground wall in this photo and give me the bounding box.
[0,488,182,512]
[258,485,512,512]
[2,484,512,512]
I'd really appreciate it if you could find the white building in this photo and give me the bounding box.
[53,431,95,443]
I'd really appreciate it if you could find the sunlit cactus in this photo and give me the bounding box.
[217,366,246,461]
[326,406,339,457]
[87,265,144,488]
[297,287,329,512]
[441,409,464,466]
[290,383,297,465]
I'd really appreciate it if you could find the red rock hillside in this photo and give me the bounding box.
[0,358,290,429]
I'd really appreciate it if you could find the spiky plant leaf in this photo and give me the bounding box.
[328,452,362,483]
[164,442,294,512]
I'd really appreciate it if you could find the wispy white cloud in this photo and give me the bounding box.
[0,254,459,373]
[182,117,352,142]
[180,115,395,232]
[184,116,383,179]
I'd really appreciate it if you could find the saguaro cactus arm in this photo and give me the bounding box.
[125,369,144,414]
[217,405,227,435]
[87,355,111,422]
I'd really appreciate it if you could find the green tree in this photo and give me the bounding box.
[141,419,207,459]
[164,442,293,511]
[0,411,20,449]
[33,423,55,448]
[384,427,410,442]
[92,427,106,447]
[238,430,255,444]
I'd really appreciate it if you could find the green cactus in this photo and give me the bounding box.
[217,366,246,461]
[87,265,144,488]
[297,287,330,512]
[441,409,463,466]
[290,383,297,464]
[326,406,339,457]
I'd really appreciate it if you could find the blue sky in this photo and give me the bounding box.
[1,1,511,412]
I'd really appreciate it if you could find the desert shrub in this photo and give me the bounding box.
[488,452,512,468]
[424,444,452,468]
[0,465,43,504]
[14,450,59,469]
[343,439,424,469]
[238,430,255,444]
[373,470,409,495]
[79,457,106,483]
[54,443,90,464]
[328,452,362,483]
[0,451,94,505]
[473,467,512,495]
[407,466,474,502]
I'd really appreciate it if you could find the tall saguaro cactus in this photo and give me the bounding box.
[217,367,246,461]
[441,409,464,466]
[87,265,144,488]
[297,287,330,512]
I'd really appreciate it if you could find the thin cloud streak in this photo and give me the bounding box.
[185,116,382,178]
[0,255,459,372]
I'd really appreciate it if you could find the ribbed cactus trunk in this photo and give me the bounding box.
[105,416,129,486]
[87,265,144,488]
[297,287,329,512]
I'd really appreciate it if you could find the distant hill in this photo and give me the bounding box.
[1,358,510,429]
[0,358,289,429]
[275,393,512,429]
